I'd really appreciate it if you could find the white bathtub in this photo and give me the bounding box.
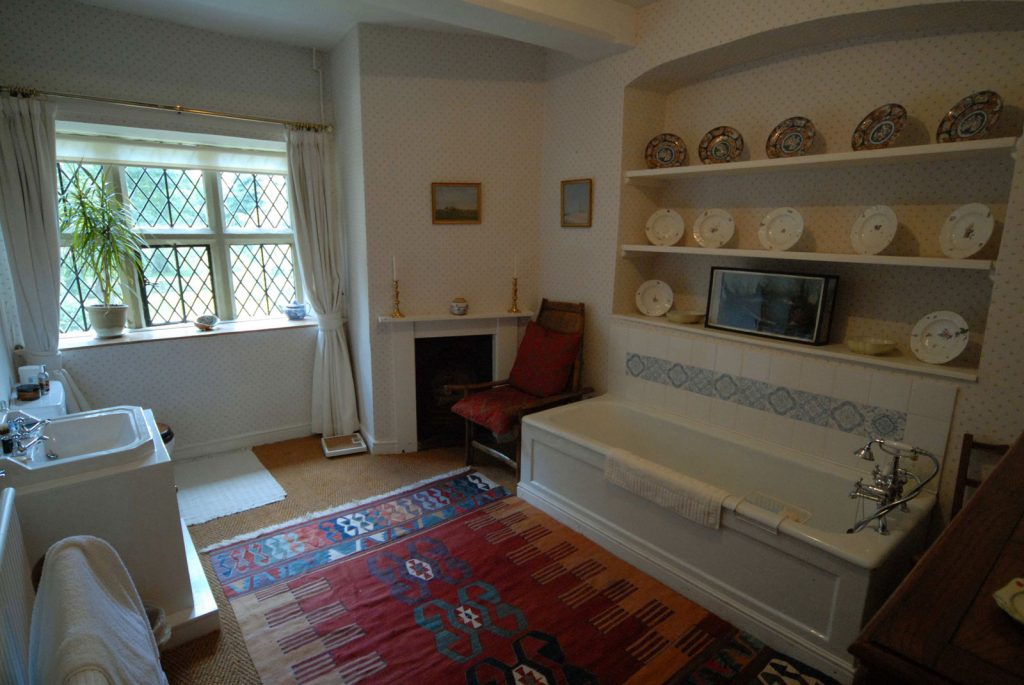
[519,396,934,682]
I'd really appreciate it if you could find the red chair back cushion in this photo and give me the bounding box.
[508,321,582,397]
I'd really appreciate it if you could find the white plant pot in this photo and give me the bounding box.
[85,304,128,339]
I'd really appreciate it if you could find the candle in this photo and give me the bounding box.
[392,256,397,282]
[513,255,518,278]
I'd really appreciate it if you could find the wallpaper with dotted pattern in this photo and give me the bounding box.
[538,1,1024,519]
[348,25,546,443]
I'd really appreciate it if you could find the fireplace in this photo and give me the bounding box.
[415,335,493,450]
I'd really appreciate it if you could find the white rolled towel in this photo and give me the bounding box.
[29,535,168,685]
[604,447,729,529]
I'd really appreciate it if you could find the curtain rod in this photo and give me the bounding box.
[1,85,332,132]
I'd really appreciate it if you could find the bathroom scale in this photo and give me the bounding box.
[321,432,367,458]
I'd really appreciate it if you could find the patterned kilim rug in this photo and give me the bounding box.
[206,469,837,684]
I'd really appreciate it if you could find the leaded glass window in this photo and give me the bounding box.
[124,166,208,229]
[230,244,297,318]
[220,172,290,231]
[140,246,216,326]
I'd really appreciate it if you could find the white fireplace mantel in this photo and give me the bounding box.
[384,311,533,453]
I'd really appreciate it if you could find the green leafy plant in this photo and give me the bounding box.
[59,170,146,306]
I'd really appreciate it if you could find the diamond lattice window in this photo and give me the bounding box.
[140,246,215,326]
[220,172,290,231]
[230,244,297,318]
[57,162,109,333]
[124,166,208,229]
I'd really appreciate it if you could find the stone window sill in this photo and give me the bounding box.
[58,316,320,350]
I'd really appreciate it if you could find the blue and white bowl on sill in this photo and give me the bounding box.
[281,301,308,320]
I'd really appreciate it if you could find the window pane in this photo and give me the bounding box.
[140,245,215,325]
[230,243,297,318]
[57,162,109,333]
[124,166,208,229]
[58,247,104,333]
[220,172,290,231]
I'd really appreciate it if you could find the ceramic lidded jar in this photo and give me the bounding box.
[449,297,468,316]
[282,300,308,320]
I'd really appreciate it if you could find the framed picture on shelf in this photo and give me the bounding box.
[431,182,481,224]
[560,178,592,228]
[705,267,838,345]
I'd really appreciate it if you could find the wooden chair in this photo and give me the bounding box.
[446,299,592,477]
[950,432,1009,518]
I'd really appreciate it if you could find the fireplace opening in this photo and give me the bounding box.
[415,335,493,450]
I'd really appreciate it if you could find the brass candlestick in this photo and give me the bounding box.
[508,276,520,314]
[391,279,405,318]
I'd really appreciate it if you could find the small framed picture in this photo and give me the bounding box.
[706,267,838,345]
[561,178,592,228]
[432,182,481,224]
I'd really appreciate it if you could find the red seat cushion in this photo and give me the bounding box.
[451,385,542,435]
[508,321,582,397]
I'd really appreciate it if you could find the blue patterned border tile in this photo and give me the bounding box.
[625,352,905,440]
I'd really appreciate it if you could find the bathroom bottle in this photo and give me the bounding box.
[38,366,50,395]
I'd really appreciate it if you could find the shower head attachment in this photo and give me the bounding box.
[854,441,876,461]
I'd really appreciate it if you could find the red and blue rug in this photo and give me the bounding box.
[207,469,837,684]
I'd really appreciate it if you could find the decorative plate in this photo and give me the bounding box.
[692,208,735,248]
[645,133,687,168]
[758,207,804,251]
[910,310,969,364]
[698,126,744,164]
[936,90,1002,143]
[635,280,674,317]
[850,205,898,255]
[939,203,994,258]
[851,103,907,151]
[765,117,816,158]
[645,209,685,246]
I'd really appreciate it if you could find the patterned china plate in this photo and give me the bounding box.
[635,280,674,317]
[645,133,687,168]
[692,209,735,248]
[758,207,804,251]
[698,126,744,164]
[910,310,969,364]
[850,205,898,255]
[766,117,816,158]
[936,91,1002,143]
[939,203,994,258]
[645,209,685,246]
[851,104,907,151]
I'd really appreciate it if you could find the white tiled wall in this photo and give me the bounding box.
[609,317,958,482]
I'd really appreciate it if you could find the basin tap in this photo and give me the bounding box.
[14,433,49,459]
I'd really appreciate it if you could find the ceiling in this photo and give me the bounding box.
[80,0,658,60]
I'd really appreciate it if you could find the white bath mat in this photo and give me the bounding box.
[174,449,286,526]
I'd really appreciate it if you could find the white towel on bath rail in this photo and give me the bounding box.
[604,447,729,529]
[29,536,168,685]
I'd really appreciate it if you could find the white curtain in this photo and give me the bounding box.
[0,94,89,411]
[286,128,359,435]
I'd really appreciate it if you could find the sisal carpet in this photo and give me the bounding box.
[159,437,516,684]
[203,471,836,684]
[174,449,287,526]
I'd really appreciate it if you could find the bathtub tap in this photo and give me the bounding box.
[849,438,939,535]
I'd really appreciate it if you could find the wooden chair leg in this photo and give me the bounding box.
[464,418,474,466]
[513,433,521,481]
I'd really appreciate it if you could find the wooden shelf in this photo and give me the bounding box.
[612,313,978,382]
[620,244,993,270]
[378,311,533,324]
[624,137,1017,185]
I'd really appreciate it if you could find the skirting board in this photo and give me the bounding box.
[517,482,854,684]
[172,423,312,460]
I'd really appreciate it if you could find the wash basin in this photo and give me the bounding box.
[1,406,155,489]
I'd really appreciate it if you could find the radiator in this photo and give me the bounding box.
[0,488,33,685]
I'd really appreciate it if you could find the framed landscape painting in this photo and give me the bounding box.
[432,182,481,224]
[561,178,592,228]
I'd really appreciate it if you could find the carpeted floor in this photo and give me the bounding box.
[159,436,515,685]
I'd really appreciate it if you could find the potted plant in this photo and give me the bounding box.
[60,171,146,338]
